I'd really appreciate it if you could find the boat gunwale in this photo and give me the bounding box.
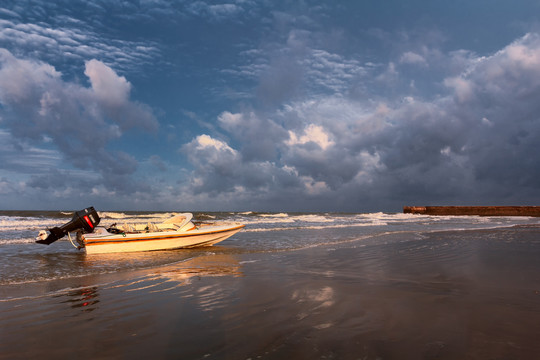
[84,224,245,246]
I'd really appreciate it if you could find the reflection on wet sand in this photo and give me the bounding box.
[34,251,242,317]
[4,227,540,359]
[58,287,100,312]
[92,251,242,293]
[154,253,242,284]
[113,253,243,313]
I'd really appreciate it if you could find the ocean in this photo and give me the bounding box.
[1,210,540,359]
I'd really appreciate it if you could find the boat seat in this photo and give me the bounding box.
[147,222,159,232]
[161,213,194,231]
[121,223,134,232]
[155,223,177,231]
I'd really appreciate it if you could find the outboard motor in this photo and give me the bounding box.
[36,207,100,245]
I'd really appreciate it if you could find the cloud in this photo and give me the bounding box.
[400,51,427,66]
[180,133,308,208]
[186,1,248,21]
[223,23,367,106]
[286,124,334,150]
[0,14,161,74]
[302,49,366,93]
[443,76,474,102]
[148,155,167,172]
[0,50,158,196]
[0,129,61,174]
[178,32,540,210]
[217,111,287,161]
[181,134,242,194]
[85,59,131,105]
[181,100,384,207]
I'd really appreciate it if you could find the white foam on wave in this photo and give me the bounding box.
[0,217,57,231]
[291,214,335,223]
[239,216,296,225]
[236,212,412,230]
[244,222,389,232]
[98,212,128,219]
[259,213,289,218]
[238,213,338,226]
[360,212,420,220]
[0,238,37,245]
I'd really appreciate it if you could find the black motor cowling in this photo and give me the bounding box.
[36,207,101,245]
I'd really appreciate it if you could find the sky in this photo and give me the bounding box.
[1,0,540,212]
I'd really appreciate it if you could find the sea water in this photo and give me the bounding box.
[0,210,538,286]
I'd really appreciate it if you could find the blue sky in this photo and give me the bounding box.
[1,0,540,212]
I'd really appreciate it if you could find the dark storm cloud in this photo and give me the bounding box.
[181,134,303,200]
[181,33,540,210]
[217,111,288,161]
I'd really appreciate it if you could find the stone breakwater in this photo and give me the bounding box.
[403,206,540,217]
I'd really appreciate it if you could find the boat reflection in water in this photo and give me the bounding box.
[80,248,242,292]
[58,287,100,312]
[55,250,242,316]
[152,252,242,285]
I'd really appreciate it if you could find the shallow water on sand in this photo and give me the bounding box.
[1,212,540,359]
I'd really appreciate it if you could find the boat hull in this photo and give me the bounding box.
[83,224,244,254]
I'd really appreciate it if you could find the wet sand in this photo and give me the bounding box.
[2,226,540,359]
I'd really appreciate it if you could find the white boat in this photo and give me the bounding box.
[36,207,245,254]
